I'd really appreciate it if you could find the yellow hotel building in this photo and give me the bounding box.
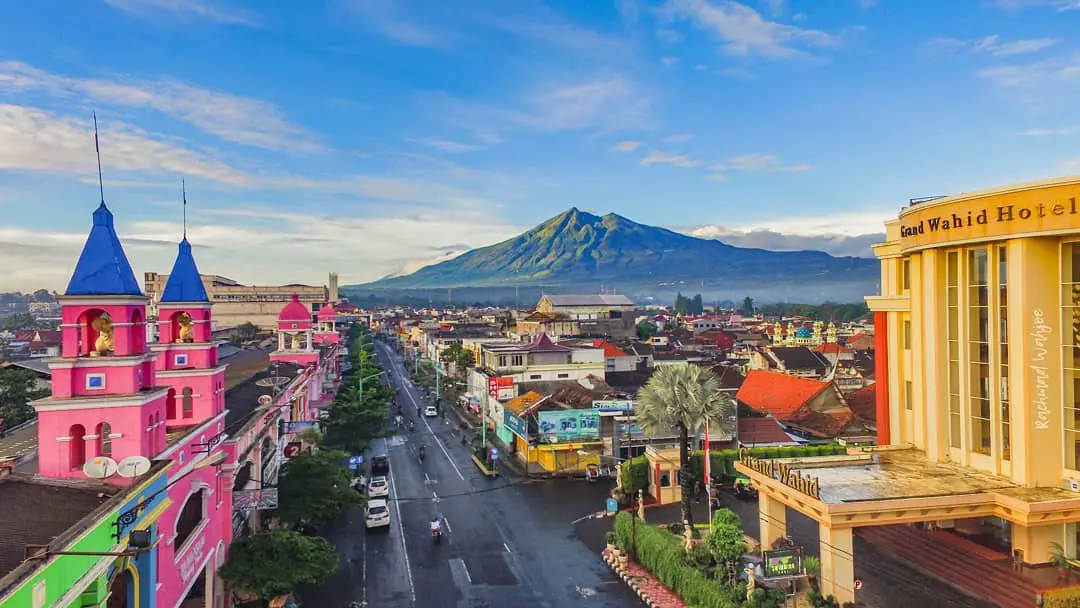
[736,177,1080,603]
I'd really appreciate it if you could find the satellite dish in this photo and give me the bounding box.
[258,395,273,406]
[117,455,152,478]
[83,456,118,479]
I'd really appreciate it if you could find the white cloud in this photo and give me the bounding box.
[612,140,644,152]
[663,133,694,142]
[0,61,324,153]
[926,35,1059,57]
[730,209,894,236]
[656,28,684,43]
[662,0,837,60]
[714,154,812,173]
[976,54,1080,108]
[102,0,259,26]
[408,138,483,153]
[684,223,884,257]
[641,149,704,167]
[344,0,447,48]
[761,0,786,17]
[1018,127,1077,136]
[992,0,1080,11]
[661,56,681,67]
[423,75,652,137]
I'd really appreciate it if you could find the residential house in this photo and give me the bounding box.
[845,332,875,351]
[535,294,636,339]
[515,311,578,339]
[736,369,871,440]
[480,334,605,384]
[751,345,833,379]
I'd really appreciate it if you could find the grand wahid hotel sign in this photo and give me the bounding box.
[900,196,1079,248]
[739,449,821,500]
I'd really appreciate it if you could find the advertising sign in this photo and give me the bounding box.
[488,376,514,400]
[762,547,803,579]
[538,409,600,441]
[593,400,634,412]
[503,409,527,439]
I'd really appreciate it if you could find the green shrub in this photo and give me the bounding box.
[686,444,847,483]
[1045,587,1080,608]
[614,512,742,608]
[620,455,650,496]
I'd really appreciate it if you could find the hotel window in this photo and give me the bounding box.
[905,380,913,410]
[947,251,962,448]
[998,247,1010,461]
[1063,243,1080,469]
[902,320,912,350]
[968,248,992,455]
[901,259,911,291]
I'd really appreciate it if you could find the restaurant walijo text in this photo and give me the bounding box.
[735,177,1080,603]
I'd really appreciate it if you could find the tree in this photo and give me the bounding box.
[707,509,748,584]
[440,342,474,380]
[635,321,658,340]
[1,313,46,332]
[273,449,363,526]
[635,364,735,530]
[219,531,338,600]
[230,322,259,344]
[0,367,48,430]
[674,293,688,315]
[690,294,704,315]
[741,296,755,316]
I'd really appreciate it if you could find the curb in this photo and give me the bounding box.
[601,549,662,608]
[470,453,499,477]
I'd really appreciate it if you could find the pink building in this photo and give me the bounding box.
[313,302,341,345]
[270,294,320,367]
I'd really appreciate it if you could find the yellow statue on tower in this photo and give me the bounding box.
[176,311,195,343]
[90,313,114,356]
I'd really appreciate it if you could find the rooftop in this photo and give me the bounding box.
[0,474,119,577]
[160,239,209,303]
[224,359,303,430]
[543,294,634,307]
[65,202,142,297]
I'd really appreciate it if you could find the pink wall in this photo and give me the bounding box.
[157,370,226,429]
[37,394,168,478]
[313,331,340,345]
[158,306,213,344]
[155,420,231,608]
[155,346,218,371]
[61,302,147,358]
[51,361,154,399]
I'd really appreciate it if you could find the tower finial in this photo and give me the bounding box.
[93,111,105,204]
[182,177,187,239]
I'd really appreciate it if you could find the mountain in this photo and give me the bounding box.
[350,208,881,303]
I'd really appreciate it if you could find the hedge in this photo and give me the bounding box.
[614,511,743,608]
[619,445,848,497]
[1045,587,1080,608]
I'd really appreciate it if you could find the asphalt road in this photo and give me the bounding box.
[336,341,641,608]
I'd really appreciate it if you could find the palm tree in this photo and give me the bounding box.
[636,364,736,529]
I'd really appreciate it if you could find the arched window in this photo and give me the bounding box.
[69,424,86,469]
[166,388,177,419]
[129,308,145,354]
[182,387,194,418]
[96,422,112,457]
[174,488,207,549]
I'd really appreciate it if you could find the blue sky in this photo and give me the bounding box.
[2,0,1080,291]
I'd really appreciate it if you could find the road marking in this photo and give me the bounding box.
[444,518,452,534]
[457,558,472,584]
[380,344,465,481]
[424,473,431,482]
[503,542,512,553]
[387,458,416,604]
[432,490,438,499]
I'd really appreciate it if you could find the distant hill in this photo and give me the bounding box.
[347,208,880,303]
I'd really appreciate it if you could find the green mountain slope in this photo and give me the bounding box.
[354,208,880,297]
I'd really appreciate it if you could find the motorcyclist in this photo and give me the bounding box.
[430,517,442,540]
[409,421,415,432]
[418,445,426,460]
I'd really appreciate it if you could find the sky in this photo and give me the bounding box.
[2,0,1080,292]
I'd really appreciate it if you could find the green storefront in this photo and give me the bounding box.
[0,464,170,608]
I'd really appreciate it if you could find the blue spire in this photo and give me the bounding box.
[160,238,209,302]
[65,202,143,296]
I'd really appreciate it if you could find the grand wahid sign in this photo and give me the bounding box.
[739,449,821,500]
[901,199,1079,239]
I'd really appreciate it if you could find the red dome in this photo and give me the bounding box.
[317,303,336,320]
[279,294,311,322]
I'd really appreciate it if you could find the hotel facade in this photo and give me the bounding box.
[736,177,1080,604]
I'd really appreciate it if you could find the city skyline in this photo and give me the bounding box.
[3,0,1080,290]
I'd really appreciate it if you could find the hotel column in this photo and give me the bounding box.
[1007,237,1062,486]
[758,493,787,548]
[818,524,855,604]
[874,311,891,444]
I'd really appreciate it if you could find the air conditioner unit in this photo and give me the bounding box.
[1063,477,1080,493]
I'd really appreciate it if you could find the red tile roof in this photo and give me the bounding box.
[592,340,628,358]
[738,417,795,445]
[786,409,855,438]
[736,370,829,420]
[846,384,877,423]
[812,343,851,354]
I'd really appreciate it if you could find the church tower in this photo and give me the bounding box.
[151,236,226,428]
[313,302,340,345]
[270,294,320,367]
[33,203,169,480]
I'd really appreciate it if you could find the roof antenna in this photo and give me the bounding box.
[93,111,105,204]
[181,177,188,240]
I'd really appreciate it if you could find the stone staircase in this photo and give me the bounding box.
[856,526,1037,608]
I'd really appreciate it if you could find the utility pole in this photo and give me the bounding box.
[626,415,636,559]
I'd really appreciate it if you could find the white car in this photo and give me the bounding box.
[367,476,389,498]
[424,405,438,417]
[365,499,390,529]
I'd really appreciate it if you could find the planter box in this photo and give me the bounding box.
[470,454,499,477]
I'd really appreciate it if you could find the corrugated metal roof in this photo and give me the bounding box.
[545,295,634,307]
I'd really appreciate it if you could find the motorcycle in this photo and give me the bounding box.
[409,422,415,433]
[734,483,759,501]
[418,446,426,462]
[431,519,442,544]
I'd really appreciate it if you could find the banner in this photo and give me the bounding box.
[592,400,634,412]
[538,410,600,441]
[488,376,514,400]
[762,548,803,578]
[503,409,527,439]
[233,488,279,512]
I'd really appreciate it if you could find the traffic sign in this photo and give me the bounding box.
[349,455,363,466]
[490,448,499,460]
[854,579,863,590]
[606,498,618,514]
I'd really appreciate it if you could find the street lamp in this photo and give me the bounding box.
[24,450,228,561]
[357,370,385,402]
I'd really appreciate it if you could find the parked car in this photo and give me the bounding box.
[365,499,390,529]
[424,405,438,417]
[368,476,389,497]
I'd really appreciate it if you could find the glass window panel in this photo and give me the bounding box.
[1071,244,1080,284]
[948,359,960,393]
[998,247,1007,286]
[1067,430,1080,471]
[947,251,959,287]
[969,248,988,286]
[950,410,962,448]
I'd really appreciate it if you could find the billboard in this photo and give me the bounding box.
[488,376,514,400]
[592,400,634,412]
[762,547,803,578]
[538,409,600,441]
[503,410,527,439]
